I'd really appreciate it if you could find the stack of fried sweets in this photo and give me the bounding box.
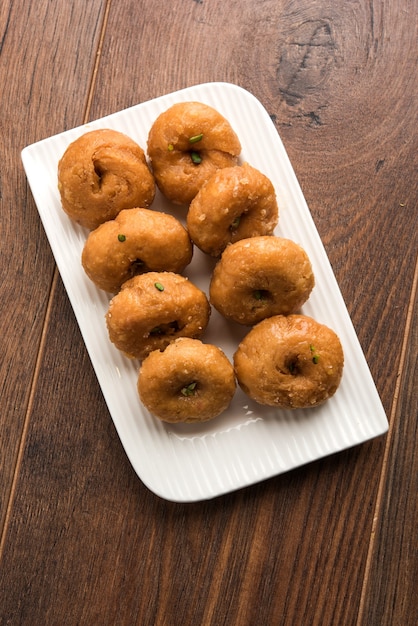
[57,102,344,424]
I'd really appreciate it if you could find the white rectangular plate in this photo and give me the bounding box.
[22,82,388,502]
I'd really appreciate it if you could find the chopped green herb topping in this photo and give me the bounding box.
[168,143,174,151]
[181,382,197,397]
[154,282,164,292]
[189,133,203,144]
[118,234,126,242]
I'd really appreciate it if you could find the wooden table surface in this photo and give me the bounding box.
[1,1,417,624]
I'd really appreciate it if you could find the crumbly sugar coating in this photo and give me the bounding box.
[187,163,279,257]
[105,272,210,360]
[234,314,344,408]
[81,208,193,292]
[147,102,242,205]
[58,129,155,229]
[209,236,315,325]
[138,338,236,423]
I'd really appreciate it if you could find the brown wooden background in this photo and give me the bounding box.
[1,1,417,624]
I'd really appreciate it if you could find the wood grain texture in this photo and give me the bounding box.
[359,265,418,626]
[0,0,417,624]
[0,0,106,532]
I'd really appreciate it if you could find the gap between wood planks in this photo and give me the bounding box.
[356,252,418,625]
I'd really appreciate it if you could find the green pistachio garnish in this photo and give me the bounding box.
[118,234,126,242]
[190,151,202,164]
[181,382,197,397]
[168,143,174,151]
[231,216,241,230]
[154,282,164,291]
[189,133,203,144]
[253,289,269,301]
[310,344,320,364]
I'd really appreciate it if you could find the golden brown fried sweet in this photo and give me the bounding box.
[187,163,279,257]
[234,314,344,408]
[138,338,236,423]
[147,102,241,205]
[81,208,193,292]
[58,129,155,229]
[209,236,315,325]
[105,272,210,360]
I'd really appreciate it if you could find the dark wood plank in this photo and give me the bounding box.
[359,266,418,626]
[0,0,107,531]
[0,1,417,625]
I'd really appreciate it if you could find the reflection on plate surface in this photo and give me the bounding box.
[22,82,388,502]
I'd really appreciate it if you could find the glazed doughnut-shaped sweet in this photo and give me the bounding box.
[234,314,344,408]
[147,102,242,205]
[81,208,193,292]
[209,236,315,325]
[138,338,236,423]
[187,163,279,257]
[106,272,210,360]
[58,129,155,229]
